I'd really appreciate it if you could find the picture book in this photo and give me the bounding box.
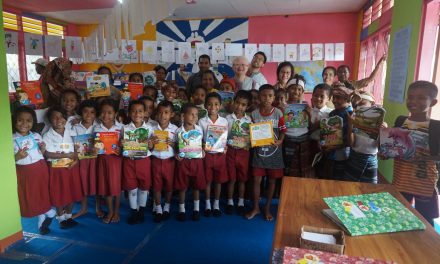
[323,192,425,236]
[282,247,396,264]
[15,134,38,152]
[113,72,130,88]
[378,128,429,159]
[250,121,274,147]
[284,104,309,129]
[122,127,150,158]
[72,71,93,89]
[154,130,169,151]
[94,132,119,155]
[205,125,228,153]
[51,158,75,168]
[128,82,144,100]
[50,142,75,168]
[143,71,156,86]
[86,74,110,97]
[218,91,234,116]
[227,119,251,149]
[320,116,343,147]
[73,134,96,160]
[353,106,386,140]
[14,81,44,105]
[177,129,203,159]
[173,99,183,114]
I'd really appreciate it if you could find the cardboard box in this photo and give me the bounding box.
[300,225,345,254]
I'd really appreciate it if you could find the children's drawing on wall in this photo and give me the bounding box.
[24,33,43,55]
[5,31,18,54]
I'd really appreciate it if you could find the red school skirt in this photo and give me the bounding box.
[16,160,52,217]
[49,161,83,207]
[79,158,97,196]
[97,155,122,196]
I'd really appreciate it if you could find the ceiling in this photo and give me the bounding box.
[3,0,368,24]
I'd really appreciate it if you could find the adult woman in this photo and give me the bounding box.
[154,65,168,90]
[232,56,255,91]
[42,57,74,107]
[274,61,294,90]
[322,66,337,86]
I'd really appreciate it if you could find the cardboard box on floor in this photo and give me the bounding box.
[300,225,345,254]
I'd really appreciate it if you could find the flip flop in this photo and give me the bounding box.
[102,214,112,224]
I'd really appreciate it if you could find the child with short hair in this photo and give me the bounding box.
[150,100,178,222]
[13,106,55,235]
[129,72,144,84]
[139,96,159,127]
[246,84,286,221]
[178,88,189,102]
[274,89,287,112]
[202,70,219,93]
[220,78,236,92]
[248,89,259,114]
[199,92,229,217]
[143,85,158,102]
[225,90,253,215]
[391,81,440,225]
[192,86,208,119]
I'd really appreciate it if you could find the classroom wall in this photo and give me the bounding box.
[0,0,23,252]
[379,0,424,182]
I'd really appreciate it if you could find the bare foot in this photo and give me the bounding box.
[245,209,261,220]
[96,209,105,218]
[263,206,273,221]
[72,209,87,219]
[111,213,120,223]
[102,214,112,224]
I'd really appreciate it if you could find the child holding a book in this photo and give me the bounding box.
[60,89,81,129]
[43,106,82,229]
[199,92,229,217]
[246,84,286,221]
[174,103,206,222]
[226,90,253,215]
[13,106,55,234]
[150,100,178,222]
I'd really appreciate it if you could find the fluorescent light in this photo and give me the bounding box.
[118,0,123,3]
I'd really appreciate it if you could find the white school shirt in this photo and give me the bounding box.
[174,124,204,144]
[145,118,159,128]
[13,132,45,165]
[249,72,267,90]
[151,123,178,159]
[43,127,75,162]
[121,122,154,157]
[198,115,228,154]
[310,106,333,141]
[66,114,81,130]
[226,113,252,148]
[70,121,98,137]
[93,122,123,134]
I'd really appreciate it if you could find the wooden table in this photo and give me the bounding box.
[272,177,440,263]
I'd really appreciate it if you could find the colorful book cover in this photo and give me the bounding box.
[354,106,386,140]
[228,119,251,149]
[205,125,228,153]
[73,134,96,160]
[86,74,110,97]
[143,71,156,86]
[113,72,130,88]
[51,158,75,168]
[177,129,203,159]
[72,71,93,89]
[94,132,119,155]
[128,82,144,100]
[282,247,396,264]
[154,130,169,151]
[50,142,75,168]
[250,121,274,147]
[15,134,38,151]
[122,127,150,157]
[198,107,208,120]
[320,116,343,147]
[173,99,183,114]
[378,128,426,159]
[323,192,425,236]
[14,81,44,105]
[218,91,234,116]
[284,103,309,129]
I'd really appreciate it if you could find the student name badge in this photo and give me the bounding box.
[250,121,274,147]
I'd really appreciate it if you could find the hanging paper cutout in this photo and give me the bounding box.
[272,44,285,62]
[335,43,345,61]
[211,43,225,61]
[244,44,258,63]
[285,44,298,62]
[299,44,311,61]
[225,43,242,56]
[312,43,324,61]
[5,31,18,54]
[324,43,335,61]
[258,44,272,63]
[178,42,193,64]
[121,39,138,62]
[142,41,158,63]
[24,33,43,56]
[65,36,83,59]
[44,35,62,57]
[195,42,210,60]
[161,41,175,63]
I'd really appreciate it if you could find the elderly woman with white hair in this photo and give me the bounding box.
[232,56,256,91]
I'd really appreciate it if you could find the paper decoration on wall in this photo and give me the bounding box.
[161,41,175,63]
[258,44,272,63]
[335,43,345,61]
[225,43,243,56]
[312,43,323,61]
[211,43,225,61]
[24,33,43,56]
[103,40,121,62]
[44,35,62,58]
[121,40,138,61]
[244,43,258,63]
[388,26,411,103]
[142,41,158,63]
[299,44,311,61]
[195,42,210,60]
[5,31,18,54]
[285,44,297,62]
[65,36,83,59]
[324,43,335,61]
[178,42,193,64]
[272,44,285,62]
[84,32,98,62]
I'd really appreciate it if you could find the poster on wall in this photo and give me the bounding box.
[142,40,158,63]
[225,43,243,56]
[324,43,335,61]
[272,44,285,62]
[121,40,138,62]
[65,36,83,59]
[244,43,258,63]
[44,35,62,57]
[312,43,323,61]
[178,42,193,64]
[103,40,121,62]
[196,42,210,59]
[388,26,411,103]
[212,43,225,61]
[24,33,43,56]
[292,61,325,92]
[335,43,345,61]
[299,44,311,61]
[5,31,18,54]
[161,41,175,63]
[285,44,298,62]
[258,44,272,63]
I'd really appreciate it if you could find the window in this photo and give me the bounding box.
[6,54,19,91]
[47,22,64,37]
[22,16,43,35]
[362,0,394,29]
[3,11,18,30]
[26,55,42,81]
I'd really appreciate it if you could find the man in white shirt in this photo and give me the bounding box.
[247,51,268,90]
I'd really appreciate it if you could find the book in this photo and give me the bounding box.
[250,121,274,147]
[284,103,309,129]
[14,81,44,105]
[378,128,426,159]
[15,134,39,152]
[198,107,208,119]
[94,132,119,155]
[323,192,425,236]
[143,71,156,86]
[72,71,93,89]
[353,106,386,140]
[113,72,130,88]
[50,142,75,168]
[218,91,234,116]
[154,130,169,151]
[282,246,396,264]
[122,127,150,158]
[127,82,144,100]
[228,119,251,149]
[320,116,343,147]
[73,134,96,160]
[173,99,183,114]
[86,74,110,97]
[205,125,228,153]
[177,129,203,159]
[51,158,75,168]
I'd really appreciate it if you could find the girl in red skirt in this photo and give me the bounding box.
[43,106,82,229]
[70,100,98,218]
[94,99,123,224]
[13,106,55,235]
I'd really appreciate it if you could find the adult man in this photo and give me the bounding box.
[186,54,219,96]
[247,51,267,90]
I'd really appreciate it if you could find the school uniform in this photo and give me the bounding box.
[43,127,82,207]
[309,106,333,178]
[151,123,178,192]
[13,132,52,217]
[94,122,123,196]
[66,114,81,130]
[198,115,229,184]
